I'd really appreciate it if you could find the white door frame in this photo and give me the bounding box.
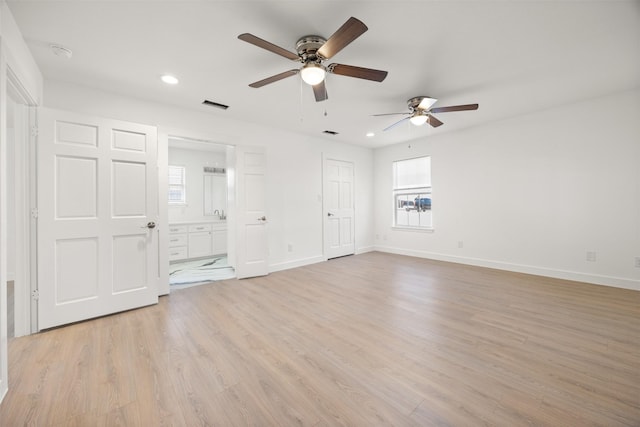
[4,69,40,337]
[157,131,169,296]
[0,38,8,403]
[6,73,37,337]
[0,59,39,402]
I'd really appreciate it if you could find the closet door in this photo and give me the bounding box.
[324,158,355,259]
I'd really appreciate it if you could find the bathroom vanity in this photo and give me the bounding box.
[168,220,227,262]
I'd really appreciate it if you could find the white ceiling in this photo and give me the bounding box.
[7,1,640,148]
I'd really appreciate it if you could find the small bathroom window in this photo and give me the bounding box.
[168,165,186,205]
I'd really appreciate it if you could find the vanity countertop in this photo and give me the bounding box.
[169,219,227,225]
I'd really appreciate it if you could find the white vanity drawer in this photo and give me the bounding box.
[169,246,188,261]
[189,224,212,233]
[168,234,187,247]
[168,225,188,234]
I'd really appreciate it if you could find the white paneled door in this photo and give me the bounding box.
[37,108,159,329]
[324,158,355,259]
[235,146,268,279]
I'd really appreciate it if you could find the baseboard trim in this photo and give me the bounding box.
[269,255,325,273]
[356,246,374,255]
[268,247,375,274]
[373,245,640,291]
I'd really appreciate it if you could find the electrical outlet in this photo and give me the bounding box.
[287,244,293,253]
[634,257,640,268]
[586,251,597,262]
[458,241,464,249]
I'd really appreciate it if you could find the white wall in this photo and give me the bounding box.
[44,80,375,272]
[0,3,42,104]
[168,147,226,223]
[373,89,640,290]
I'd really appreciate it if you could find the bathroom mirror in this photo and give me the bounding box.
[204,173,227,218]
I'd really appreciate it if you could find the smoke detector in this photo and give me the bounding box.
[50,44,73,59]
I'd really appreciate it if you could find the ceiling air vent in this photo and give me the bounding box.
[202,99,229,110]
[323,130,339,135]
[204,167,226,174]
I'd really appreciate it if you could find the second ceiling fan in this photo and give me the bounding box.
[375,97,479,131]
[238,17,388,102]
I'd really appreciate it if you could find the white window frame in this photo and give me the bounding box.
[392,156,433,230]
[168,165,186,205]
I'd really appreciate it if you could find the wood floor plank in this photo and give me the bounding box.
[1,252,639,426]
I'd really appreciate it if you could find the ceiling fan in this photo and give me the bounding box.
[374,96,479,131]
[238,17,388,102]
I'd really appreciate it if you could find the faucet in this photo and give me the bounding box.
[213,209,220,218]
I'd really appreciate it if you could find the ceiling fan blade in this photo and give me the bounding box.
[328,64,388,82]
[238,33,299,61]
[417,97,438,110]
[317,17,368,60]
[313,80,328,102]
[371,112,410,117]
[427,114,444,128]
[429,103,479,114]
[383,117,410,132]
[249,69,299,88]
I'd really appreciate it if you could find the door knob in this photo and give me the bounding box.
[327,212,335,217]
[257,216,266,221]
[145,221,156,229]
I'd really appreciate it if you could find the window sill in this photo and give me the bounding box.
[392,226,434,233]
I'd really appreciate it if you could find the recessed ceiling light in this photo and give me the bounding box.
[366,132,375,137]
[161,74,179,85]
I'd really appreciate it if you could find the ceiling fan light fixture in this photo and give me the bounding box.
[300,63,326,86]
[409,114,428,126]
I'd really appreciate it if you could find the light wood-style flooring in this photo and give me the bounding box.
[1,252,639,426]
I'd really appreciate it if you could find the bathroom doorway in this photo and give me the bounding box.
[167,137,235,289]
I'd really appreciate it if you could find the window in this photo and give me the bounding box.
[393,156,432,229]
[168,165,186,204]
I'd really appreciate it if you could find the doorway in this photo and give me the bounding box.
[167,137,235,289]
[5,79,36,338]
